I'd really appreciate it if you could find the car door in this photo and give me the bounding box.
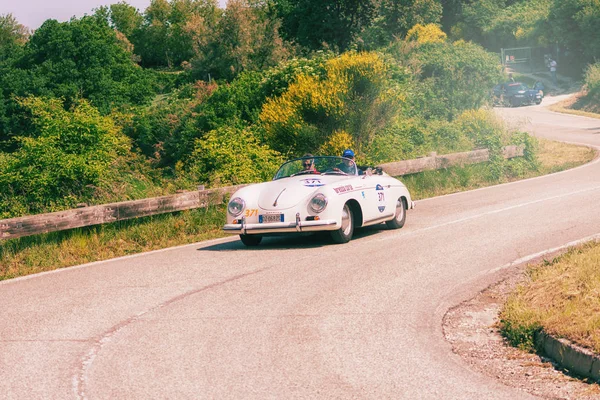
[359,174,395,225]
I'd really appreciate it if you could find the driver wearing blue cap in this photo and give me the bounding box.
[337,149,363,175]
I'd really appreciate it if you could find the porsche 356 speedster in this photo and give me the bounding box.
[223,155,415,246]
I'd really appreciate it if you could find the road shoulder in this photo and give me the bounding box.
[443,270,600,399]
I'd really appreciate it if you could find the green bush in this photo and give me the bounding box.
[184,125,283,187]
[427,119,473,154]
[0,97,130,217]
[366,118,425,164]
[124,84,211,167]
[584,63,600,99]
[389,40,503,120]
[126,58,330,168]
[455,109,508,179]
[260,51,403,156]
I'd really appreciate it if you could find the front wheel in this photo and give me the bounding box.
[386,197,407,229]
[330,203,354,244]
[240,234,262,246]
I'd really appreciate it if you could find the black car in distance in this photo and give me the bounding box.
[492,82,543,107]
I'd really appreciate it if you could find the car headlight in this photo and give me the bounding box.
[228,197,245,217]
[309,193,328,213]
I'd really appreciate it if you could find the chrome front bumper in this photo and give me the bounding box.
[223,214,337,235]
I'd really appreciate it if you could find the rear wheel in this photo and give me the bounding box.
[386,197,406,229]
[239,234,262,246]
[330,203,354,244]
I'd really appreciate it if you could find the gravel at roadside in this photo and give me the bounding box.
[443,270,600,399]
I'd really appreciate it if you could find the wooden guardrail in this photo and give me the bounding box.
[378,145,523,176]
[0,145,523,241]
[0,186,244,241]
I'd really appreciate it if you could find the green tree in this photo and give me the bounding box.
[459,0,505,47]
[547,0,600,66]
[108,1,144,37]
[379,0,443,40]
[0,14,29,144]
[14,16,154,113]
[134,0,221,68]
[274,0,376,51]
[0,13,29,61]
[191,0,289,81]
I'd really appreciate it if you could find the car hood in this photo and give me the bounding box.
[257,175,350,210]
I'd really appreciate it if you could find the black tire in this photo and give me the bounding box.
[536,99,542,105]
[386,197,407,229]
[239,234,262,246]
[330,203,354,244]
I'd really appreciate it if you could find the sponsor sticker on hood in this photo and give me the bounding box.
[301,178,324,187]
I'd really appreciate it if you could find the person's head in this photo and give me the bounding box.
[301,153,314,170]
[342,149,355,160]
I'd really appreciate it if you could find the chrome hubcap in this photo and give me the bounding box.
[341,205,351,235]
[395,199,405,221]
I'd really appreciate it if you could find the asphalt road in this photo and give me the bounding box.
[2,96,599,399]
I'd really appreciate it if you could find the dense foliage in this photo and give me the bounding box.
[15,16,153,112]
[273,0,376,51]
[259,52,400,157]
[0,15,154,151]
[584,63,600,101]
[2,0,599,218]
[0,97,130,217]
[547,0,600,68]
[390,35,503,120]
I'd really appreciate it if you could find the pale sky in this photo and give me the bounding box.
[1,0,227,30]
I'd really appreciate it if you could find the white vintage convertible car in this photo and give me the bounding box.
[223,155,415,246]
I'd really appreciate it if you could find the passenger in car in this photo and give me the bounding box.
[301,153,319,173]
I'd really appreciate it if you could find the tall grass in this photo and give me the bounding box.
[0,206,227,281]
[404,138,595,200]
[500,241,600,353]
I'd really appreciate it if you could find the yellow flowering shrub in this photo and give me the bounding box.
[259,52,398,157]
[405,24,447,44]
[318,130,354,156]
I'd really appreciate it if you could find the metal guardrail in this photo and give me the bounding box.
[0,146,523,241]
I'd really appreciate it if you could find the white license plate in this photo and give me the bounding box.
[259,214,283,223]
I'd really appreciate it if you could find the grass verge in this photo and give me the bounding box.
[500,241,600,354]
[548,92,600,119]
[403,138,596,200]
[0,139,596,281]
[498,91,600,359]
[0,206,228,281]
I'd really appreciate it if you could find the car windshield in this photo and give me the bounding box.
[505,82,528,93]
[273,156,358,180]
